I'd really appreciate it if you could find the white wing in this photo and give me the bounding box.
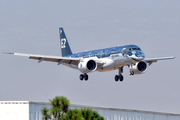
[144,56,175,65]
[4,52,104,66]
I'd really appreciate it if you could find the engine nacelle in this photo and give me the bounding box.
[78,59,97,73]
[131,61,148,74]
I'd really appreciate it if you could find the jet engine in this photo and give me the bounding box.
[78,59,97,73]
[131,61,148,74]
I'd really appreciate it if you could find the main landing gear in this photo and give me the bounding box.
[115,67,124,82]
[79,73,89,81]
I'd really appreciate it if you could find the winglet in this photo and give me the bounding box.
[2,52,14,55]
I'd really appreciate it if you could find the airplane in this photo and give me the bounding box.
[4,27,175,82]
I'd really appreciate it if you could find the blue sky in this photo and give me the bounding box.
[0,0,180,114]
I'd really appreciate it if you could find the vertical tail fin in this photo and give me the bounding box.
[59,27,73,57]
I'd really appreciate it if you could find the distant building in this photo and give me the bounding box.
[0,101,180,120]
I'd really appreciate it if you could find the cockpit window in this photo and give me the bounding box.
[129,48,141,51]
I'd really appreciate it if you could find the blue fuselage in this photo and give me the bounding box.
[68,44,145,59]
[65,45,145,72]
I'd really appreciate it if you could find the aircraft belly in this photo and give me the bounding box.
[114,54,132,65]
[115,58,132,65]
[96,56,132,72]
[96,67,116,72]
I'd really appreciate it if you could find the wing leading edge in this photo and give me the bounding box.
[3,52,105,66]
[5,52,80,65]
[144,56,175,66]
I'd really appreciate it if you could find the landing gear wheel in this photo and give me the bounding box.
[115,75,119,82]
[130,71,134,75]
[119,75,124,82]
[131,71,134,75]
[84,74,88,81]
[79,74,84,80]
[114,67,124,82]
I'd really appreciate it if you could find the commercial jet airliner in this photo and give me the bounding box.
[5,28,175,82]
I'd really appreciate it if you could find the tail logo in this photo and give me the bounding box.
[59,29,62,34]
[61,38,66,48]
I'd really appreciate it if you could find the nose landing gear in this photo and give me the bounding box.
[129,70,134,75]
[129,64,134,76]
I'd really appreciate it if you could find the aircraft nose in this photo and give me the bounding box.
[135,51,145,60]
[128,50,145,61]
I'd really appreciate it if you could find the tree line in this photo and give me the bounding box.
[41,96,105,120]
